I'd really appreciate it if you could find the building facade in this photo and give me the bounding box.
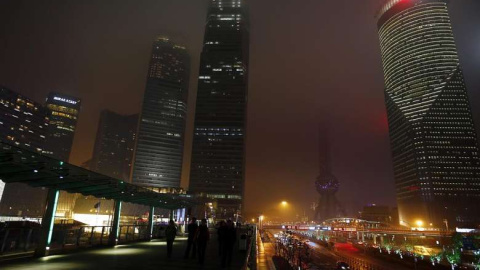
[43,92,81,162]
[189,0,250,219]
[91,110,138,181]
[377,0,480,227]
[131,37,190,188]
[0,86,49,216]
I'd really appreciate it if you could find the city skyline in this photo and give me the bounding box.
[0,0,479,216]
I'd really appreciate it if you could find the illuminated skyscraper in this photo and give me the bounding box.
[189,0,250,219]
[44,92,81,161]
[377,0,480,227]
[91,110,138,181]
[0,86,49,210]
[131,37,190,188]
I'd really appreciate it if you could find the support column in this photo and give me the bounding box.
[170,209,175,221]
[373,234,377,245]
[35,189,59,257]
[362,232,365,242]
[147,206,155,240]
[356,232,360,241]
[108,200,122,246]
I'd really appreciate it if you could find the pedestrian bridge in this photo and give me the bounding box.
[1,232,253,270]
[0,140,198,257]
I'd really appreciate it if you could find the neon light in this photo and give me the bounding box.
[47,190,60,246]
[53,96,78,105]
[115,202,122,239]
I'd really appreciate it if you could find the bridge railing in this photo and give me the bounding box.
[0,224,166,258]
[242,225,257,270]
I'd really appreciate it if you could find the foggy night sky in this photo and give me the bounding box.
[0,0,479,218]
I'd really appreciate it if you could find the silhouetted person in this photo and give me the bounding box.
[221,220,237,268]
[196,218,210,264]
[217,220,227,256]
[184,217,198,259]
[165,220,177,258]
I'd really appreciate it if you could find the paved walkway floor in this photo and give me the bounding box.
[257,231,276,270]
[0,232,247,270]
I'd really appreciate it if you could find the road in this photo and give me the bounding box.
[268,229,414,270]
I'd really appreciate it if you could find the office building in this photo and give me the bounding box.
[0,86,49,216]
[43,92,81,161]
[131,37,190,188]
[377,0,480,227]
[189,0,250,219]
[91,110,138,181]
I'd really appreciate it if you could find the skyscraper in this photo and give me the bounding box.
[377,0,480,227]
[0,86,49,152]
[44,92,81,161]
[189,0,250,219]
[91,110,138,181]
[131,37,190,188]
[0,86,49,216]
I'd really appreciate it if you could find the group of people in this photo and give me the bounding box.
[164,217,238,267]
[165,218,210,263]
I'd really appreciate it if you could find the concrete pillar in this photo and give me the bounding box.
[357,231,360,241]
[373,234,377,245]
[108,200,122,246]
[147,206,155,240]
[362,232,365,242]
[380,235,384,245]
[35,189,59,257]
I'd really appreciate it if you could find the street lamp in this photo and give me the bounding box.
[416,220,424,228]
[281,201,288,207]
[259,215,265,231]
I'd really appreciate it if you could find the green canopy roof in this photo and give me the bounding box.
[0,141,198,210]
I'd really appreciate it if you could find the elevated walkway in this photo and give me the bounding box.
[1,229,249,270]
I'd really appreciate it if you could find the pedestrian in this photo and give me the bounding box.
[184,217,198,259]
[221,220,236,268]
[165,220,177,258]
[196,218,210,264]
[217,220,227,256]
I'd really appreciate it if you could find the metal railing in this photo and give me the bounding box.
[242,226,257,270]
[0,224,167,258]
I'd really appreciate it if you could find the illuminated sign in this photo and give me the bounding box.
[53,96,78,105]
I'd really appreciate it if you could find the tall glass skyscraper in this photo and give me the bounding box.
[131,37,190,188]
[189,0,250,219]
[377,0,480,227]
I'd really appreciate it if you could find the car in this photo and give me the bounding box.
[336,261,350,270]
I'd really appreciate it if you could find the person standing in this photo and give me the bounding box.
[165,220,177,258]
[196,218,210,264]
[184,217,198,258]
[221,220,237,268]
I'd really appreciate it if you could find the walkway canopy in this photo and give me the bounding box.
[0,141,198,210]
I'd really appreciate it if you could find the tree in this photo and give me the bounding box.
[445,249,461,270]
